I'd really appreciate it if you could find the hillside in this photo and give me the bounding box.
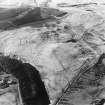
[0,0,105,105]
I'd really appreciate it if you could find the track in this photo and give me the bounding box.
[54,57,98,105]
